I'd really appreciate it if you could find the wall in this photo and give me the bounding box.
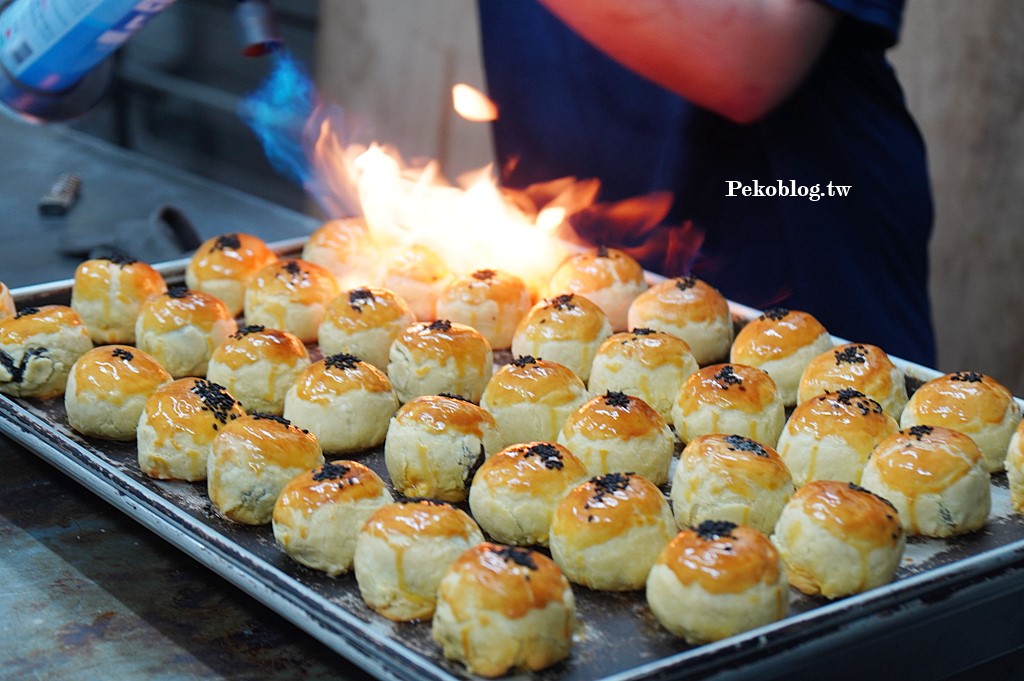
[892,1,1024,393]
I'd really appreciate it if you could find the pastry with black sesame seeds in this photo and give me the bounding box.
[770,480,905,599]
[272,460,393,576]
[547,247,647,332]
[627,275,733,366]
[468,442,588,546]
[318,286,415,372]
[436,269,533,350]
[671,434,794,534]
[480,355,588,448]
[549,472,675,590]
[136,377,246,481]
[380,244,452,322]
[186,232,278,317]
[510,292,612,382]
[206,325,310,415]
[207,414,324,525]
[283,353,398,454]
[672,363,785,447]
[387,319,493,404]
[776,389,899,486]
[860,425,990,537]
[432,542,576,677]
[384,393,503,502]
[730,307,833,406]
[797,342,907,418]
[558,391,675,484]
[244,258,340,343]
[0,305,93,399]
[355,500,484,621]
[646,521,788,644]
[135,286,237,378]
[588,328,699,422]
[65,345,172,440]
[300,217,377,289]
[899,371,1022,472]
[71,255,167,343]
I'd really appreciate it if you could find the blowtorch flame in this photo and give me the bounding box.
[241,51,705,296]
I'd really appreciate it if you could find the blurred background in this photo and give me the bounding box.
[36,0,1024,395]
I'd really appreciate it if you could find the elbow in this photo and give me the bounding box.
[712,87,781,125]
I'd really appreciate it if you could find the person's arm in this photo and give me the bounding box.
[537,0,839,123]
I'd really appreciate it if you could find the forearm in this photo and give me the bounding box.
[537,0,838,123]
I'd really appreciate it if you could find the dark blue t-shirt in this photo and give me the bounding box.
[479,0,936,367]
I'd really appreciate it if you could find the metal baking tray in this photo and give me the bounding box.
[3,248,1024,681]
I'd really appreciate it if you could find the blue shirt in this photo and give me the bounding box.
[479,0,935,367]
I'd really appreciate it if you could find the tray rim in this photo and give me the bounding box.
[5,247,1024,681]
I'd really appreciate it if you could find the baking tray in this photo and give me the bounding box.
[3,249,1024,681]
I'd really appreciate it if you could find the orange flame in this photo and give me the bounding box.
[452,83,498,122]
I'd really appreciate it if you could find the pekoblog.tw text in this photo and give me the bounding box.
[724,180,851,202]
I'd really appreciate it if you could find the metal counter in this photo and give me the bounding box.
[1,114,1023,680]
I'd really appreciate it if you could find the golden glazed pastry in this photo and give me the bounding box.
[272,460,394,576]
[549,472,676,591]
[1005,420,1024,512]
[381,244,452,322]
[771,480,905,599]
[137,377,246,481]
[510,293,612,383]
[899,371,1022,473]
[672,363,785,447]
[387,319,493,404]
[547,246,647,332]
[588,328,699,422]
[432,543,576,677]
[860,425,990,537]
[384,393,503,502]
[670,434,795,535]
[776,389,900,486]
[317,286,416,372]
[135,286,238,379]
[300,217,376,289]
[206,325,310,415]
[435,269,532,350]
[646,521,788,644]
[557,390,675,485]
[207,414,324,525]
[283,353,398,455]
[71,255,167,344]
[65,345,172,441]
[354,500,484,621]
[480,355,589,448]
[185,232,278,317]
[0,282,14,320]
[243,258,341,343]
[627,275,734,366]
[730,307,833,406]
[0,305,93,399]
[798,343,908,419]
[468,442,589,547]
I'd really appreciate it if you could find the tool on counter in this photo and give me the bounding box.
[38,173,82,216]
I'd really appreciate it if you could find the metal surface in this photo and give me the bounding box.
[5,274,1024,681]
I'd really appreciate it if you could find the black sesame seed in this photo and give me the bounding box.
[511,355,538,368]
[723,434,768,457]
[695,520,737,541]
[438,392,471,403]
[596,245,610,258]
[491,545,538,570]
[14,307,39,319]
[591,472,631,503]
[632,327,655,336]
[603,391,631,409]
[190,379,240,424]
[324,353,361,371]
[232,324,265,339]
[549,293,576,310]
[834,345,868,365]
[951,371,984,383]
[714,365,743,388]
[283,260,303,276]
[104,253,138,266]
[251,413,293,427]
[111,347,134,362]
[674,275,697,291]
[348,287,374,312]
[761,307,790,322]
[907,424,934,440]
[473,269,496,281]
[167,285,189,299]
[428,319,452,332]
[213,234,242,251]
[523,443,565,470]
[313,462,351,482]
